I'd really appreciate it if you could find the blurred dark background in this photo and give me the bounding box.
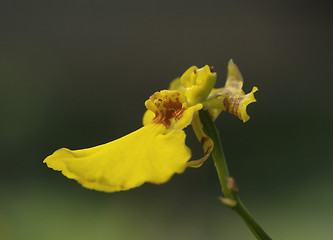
[1,0,332,239]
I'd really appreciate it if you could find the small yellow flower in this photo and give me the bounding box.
[44,60,257,192]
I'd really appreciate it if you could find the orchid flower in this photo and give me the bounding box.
[44,60,257,192]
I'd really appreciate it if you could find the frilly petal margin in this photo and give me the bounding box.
[44,124,191,192]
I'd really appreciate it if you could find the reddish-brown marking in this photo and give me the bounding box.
[227,177,239,191]
[201,136,209,146]
[165,109,174,120]
[209,66,215,72]
[174,107,185,120]
[163,99,182,110]
[223,97,230,112]
[152,97,185,129]
[228,82,241,89]
[159,110,165,118]
[204,146,213,155]
[231,96,243,118]
[221,89,232,95]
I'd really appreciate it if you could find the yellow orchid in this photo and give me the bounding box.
[44,60,258,192]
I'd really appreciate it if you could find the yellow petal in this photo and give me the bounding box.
[44,124,191,192]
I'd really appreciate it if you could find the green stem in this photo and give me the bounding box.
[199,110,271,240]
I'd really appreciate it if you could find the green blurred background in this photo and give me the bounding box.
[1,1,332,239]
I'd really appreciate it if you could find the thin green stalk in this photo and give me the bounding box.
[199,110,271,240]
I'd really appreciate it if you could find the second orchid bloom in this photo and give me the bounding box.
[44,60,258,192]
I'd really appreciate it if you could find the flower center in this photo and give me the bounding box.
[145,90,187,129]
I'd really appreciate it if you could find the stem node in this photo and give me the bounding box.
[219,197,237,208]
